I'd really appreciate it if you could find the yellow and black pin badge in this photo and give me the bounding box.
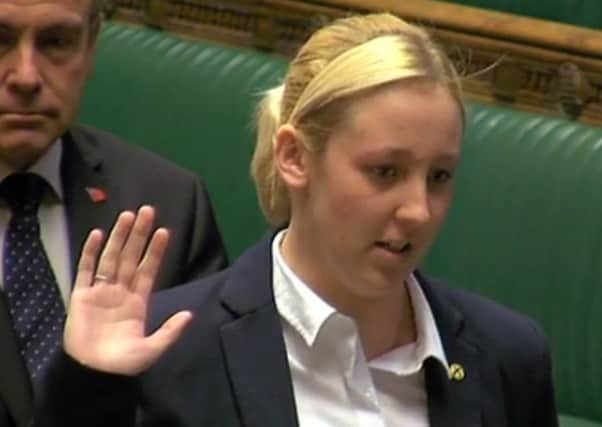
[448,363,466,382]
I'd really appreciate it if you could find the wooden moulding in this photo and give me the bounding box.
[109,0,602,127]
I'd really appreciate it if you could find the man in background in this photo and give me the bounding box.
[0,1,227,426]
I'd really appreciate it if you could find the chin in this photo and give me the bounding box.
[0,133,56,168]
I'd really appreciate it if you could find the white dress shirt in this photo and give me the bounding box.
[272,230,449,427]
[0,140,72,306]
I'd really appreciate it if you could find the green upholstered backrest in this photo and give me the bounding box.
[79,22,601,427]
[79,22,287,258]
[439,0,602,30]
[423,103,602,424]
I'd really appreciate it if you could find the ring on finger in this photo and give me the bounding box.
[94,273,113,283]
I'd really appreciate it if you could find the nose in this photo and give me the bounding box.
[394,178,431,226]
[5,44,42,95]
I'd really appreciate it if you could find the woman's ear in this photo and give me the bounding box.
[274,124,308,189]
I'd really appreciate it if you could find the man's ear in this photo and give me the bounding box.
[274,124,308,190]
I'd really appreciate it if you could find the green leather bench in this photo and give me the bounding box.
[423,103,602,427]
[79,22,602,427]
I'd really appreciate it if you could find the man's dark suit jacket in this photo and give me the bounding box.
[0,125,228,427]
[35,231,558,427]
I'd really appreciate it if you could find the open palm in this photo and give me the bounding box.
[64,206,192,375]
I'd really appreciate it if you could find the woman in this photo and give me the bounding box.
[35,13,557,427]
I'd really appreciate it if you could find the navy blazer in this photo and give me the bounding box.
[0,125,227,427]
[35,231,558,427]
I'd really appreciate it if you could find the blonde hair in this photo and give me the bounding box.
[252,13,463,225]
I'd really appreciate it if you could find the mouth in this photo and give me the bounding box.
[375,240,413,255]
[0,112,50,118]
[0,112,51,128]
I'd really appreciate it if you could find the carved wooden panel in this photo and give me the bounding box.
[107,0,602,127]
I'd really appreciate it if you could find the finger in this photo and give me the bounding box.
[143,311,193,368]
[133,228,169,299]
[74,229,104,290]
[116,206,156,287]
[96,211,136,283]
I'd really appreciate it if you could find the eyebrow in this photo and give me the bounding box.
[0,18,84,34]
[360,147,460,163]
[38,23,84,36]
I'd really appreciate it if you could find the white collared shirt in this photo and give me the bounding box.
[272,230,448,427]
[0,140,72,305]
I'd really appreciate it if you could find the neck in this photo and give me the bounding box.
[352,286,417,360]
[281,222,418,360]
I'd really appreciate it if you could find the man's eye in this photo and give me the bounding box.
[430,169,454,184]
[39,35,73,49]
[371,166,398,179]
[37,29,82,55]
[0,32,16,48]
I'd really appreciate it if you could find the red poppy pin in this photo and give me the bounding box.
[86,187,108,203]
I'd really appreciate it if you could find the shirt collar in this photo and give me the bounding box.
[272,230,337,347]
[0,139,64,200]
[369,275,449,375]
[272,229,449,374]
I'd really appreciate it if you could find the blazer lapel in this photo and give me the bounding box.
[60,129,121,278]
[214,244,499,427]
[219,233,299,427]
[424,342,482,427]
[0,294,32,427]
[419,273,484,427]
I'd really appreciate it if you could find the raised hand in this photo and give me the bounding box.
[64,206,193,375]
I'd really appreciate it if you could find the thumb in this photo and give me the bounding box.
[144,311,194,365]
